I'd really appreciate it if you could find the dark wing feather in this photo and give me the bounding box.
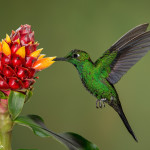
[107,31,150,84]
[108,23,149,52]
[95,23,149,65]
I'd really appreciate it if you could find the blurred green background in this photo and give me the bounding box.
[1,0,150,149]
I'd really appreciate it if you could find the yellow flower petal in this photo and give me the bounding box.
[35,41,38,44]
[16,46,25,58]
[28,41,32,45]
[38,54,46,60]
[33,56,56,70]
[16,38,20,44]
[2,40,11,56]
[29,48,43,58]
[5,34,11,43]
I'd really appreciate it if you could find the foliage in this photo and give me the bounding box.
[8,91,99,150]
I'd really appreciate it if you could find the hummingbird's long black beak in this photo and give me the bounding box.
[53,57,67,61]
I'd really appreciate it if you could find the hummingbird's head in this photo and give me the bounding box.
[54,49,92,66]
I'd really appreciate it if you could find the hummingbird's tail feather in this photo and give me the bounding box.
[118,110,138,142]
[111,102,138,142]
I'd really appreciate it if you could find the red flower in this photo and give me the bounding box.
[0,24,55,91]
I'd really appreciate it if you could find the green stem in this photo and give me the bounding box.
[0,112,13,150]
[0,131,12,150]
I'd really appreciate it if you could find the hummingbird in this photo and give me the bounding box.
[54,23,150,142]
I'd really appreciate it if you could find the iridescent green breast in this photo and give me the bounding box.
[76,61,118,101]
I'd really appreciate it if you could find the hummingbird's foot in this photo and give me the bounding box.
[96,100,99,108]
[96,98,107,109]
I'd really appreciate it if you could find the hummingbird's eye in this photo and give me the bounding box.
[73,53,80,58]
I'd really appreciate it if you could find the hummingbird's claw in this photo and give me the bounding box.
[96,100,99,108]
[96,98,107,109]
[103,102,105,107]
[99,100,102,108]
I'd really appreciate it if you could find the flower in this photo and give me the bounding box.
[0,24,55,91]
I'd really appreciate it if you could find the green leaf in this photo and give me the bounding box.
[15,115,99,150]
[8,91,26,120]
[0,91,8,99]
[25,90,33,103]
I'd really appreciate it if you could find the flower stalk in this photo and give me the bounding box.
[0,111,13,150]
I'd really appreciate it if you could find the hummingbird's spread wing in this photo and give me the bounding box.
[107,30,150,84]
[108,23,149,53]
[95,23,150,84]
[96,23,149,63]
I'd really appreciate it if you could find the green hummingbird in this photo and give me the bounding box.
[54,23,150,142]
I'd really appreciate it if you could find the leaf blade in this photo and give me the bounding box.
[8,91,26,120]
[0,91,8,99]
[25,90,33,103]
[15,115,99,150]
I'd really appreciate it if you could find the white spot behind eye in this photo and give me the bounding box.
[73,53,80,58]
[77,54,80,57]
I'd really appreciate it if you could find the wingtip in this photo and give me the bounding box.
[137,23,149,30]
[140,23,149,30]
[143,23,149,28]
